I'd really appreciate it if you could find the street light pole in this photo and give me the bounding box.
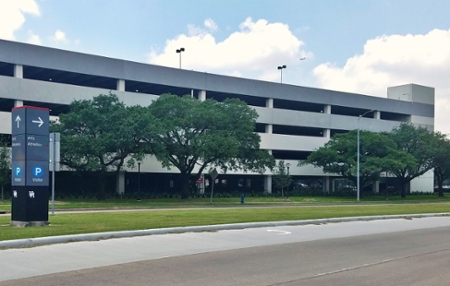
[286,162,291,197]
[176,48,185,69]
[137,161,142,201]
[357,110,375,201]
[277,65,286,83]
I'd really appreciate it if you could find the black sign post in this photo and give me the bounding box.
[11,106,50,227]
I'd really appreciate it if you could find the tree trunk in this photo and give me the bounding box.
[180,172,190,199]
[1,184,3,201]
[399,177,408,198]
[438,181,444,197]
[435,171,443,197]
[401,188,407,198]
[96,170,107,200]
[400,180,407,198]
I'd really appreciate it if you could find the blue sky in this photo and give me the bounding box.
[2,0,450,132]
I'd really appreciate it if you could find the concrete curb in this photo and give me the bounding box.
[1,213,449,249]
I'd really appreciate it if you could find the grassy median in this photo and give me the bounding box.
[2,195,450,212]
[1,201,450,241]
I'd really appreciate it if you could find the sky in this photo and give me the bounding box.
[2,0,450,133]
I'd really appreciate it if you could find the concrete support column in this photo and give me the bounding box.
[14,100,23,107]
[265,124,273,134]
[374,110,381,120]
[198,90,206,101]
[116,79,125,91]
[116,172,125,195]
[323,105,331,114]
[323,129,330,138]
[266,98,273,108]
[264,175,272,193]
[322,176,330,193]
[14,64,23,78]
[372,181,379,193]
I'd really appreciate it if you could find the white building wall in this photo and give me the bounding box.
[387,84,435,193]
[410,170,434,193]
[0,76,158,106]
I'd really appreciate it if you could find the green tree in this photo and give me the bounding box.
[272,161,292,198]
[146,94,275,198]
[51,93,144,199]
[388,123,442,198]
[432,135,450,197]
[0,142,11,201]
[304,130,411,193]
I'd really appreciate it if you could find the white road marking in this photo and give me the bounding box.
[267,229,291,235]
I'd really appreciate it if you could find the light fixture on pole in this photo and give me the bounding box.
[357,109,375,201]
[277,65,286,83]
[176,48,185,69]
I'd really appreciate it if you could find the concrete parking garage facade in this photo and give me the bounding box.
[0,39,435,195]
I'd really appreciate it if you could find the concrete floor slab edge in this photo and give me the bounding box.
[1,213,449,249]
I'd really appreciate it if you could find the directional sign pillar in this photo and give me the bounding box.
[11,106,50,227]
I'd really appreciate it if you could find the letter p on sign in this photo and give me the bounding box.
[15,166,21,177]
[33,166,43,178]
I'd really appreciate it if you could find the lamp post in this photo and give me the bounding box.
[137,160,142,201]
[357,110,375,201]
[277,65,286,83]
[286,162,291,197]
[176,48,185,69]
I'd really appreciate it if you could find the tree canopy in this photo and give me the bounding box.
[272,160,292,198]
[433,135,450,197]
[304,130,410,190]
[51,93,143,198]
[388,123,443,197]
[304,123,443,198]
[53,93,274,199]
[145,94,275,198]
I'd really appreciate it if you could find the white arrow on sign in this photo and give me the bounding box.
[15,115,21,128]
[32,117,44,127]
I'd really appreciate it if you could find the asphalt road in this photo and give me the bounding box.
[1,217,450,285]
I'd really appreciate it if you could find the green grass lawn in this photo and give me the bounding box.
[1,202,450,242]
[2,195,450,212]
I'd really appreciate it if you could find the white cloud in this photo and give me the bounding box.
[313,29,450,134]
[27,30,41,45]
[51,29,68,43]
[148,18,310,82]
[0,0,40,40]
[204,18,218,32]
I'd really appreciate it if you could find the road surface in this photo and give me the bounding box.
[1,217,450,285]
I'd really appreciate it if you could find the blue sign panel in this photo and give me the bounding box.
[26,161,49,186]
[11,108,26,136]
[26,135,49,161]
[11,161,26,186]
[26,107,49,136]
[11,106,49,136]
[11,135,26,161]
